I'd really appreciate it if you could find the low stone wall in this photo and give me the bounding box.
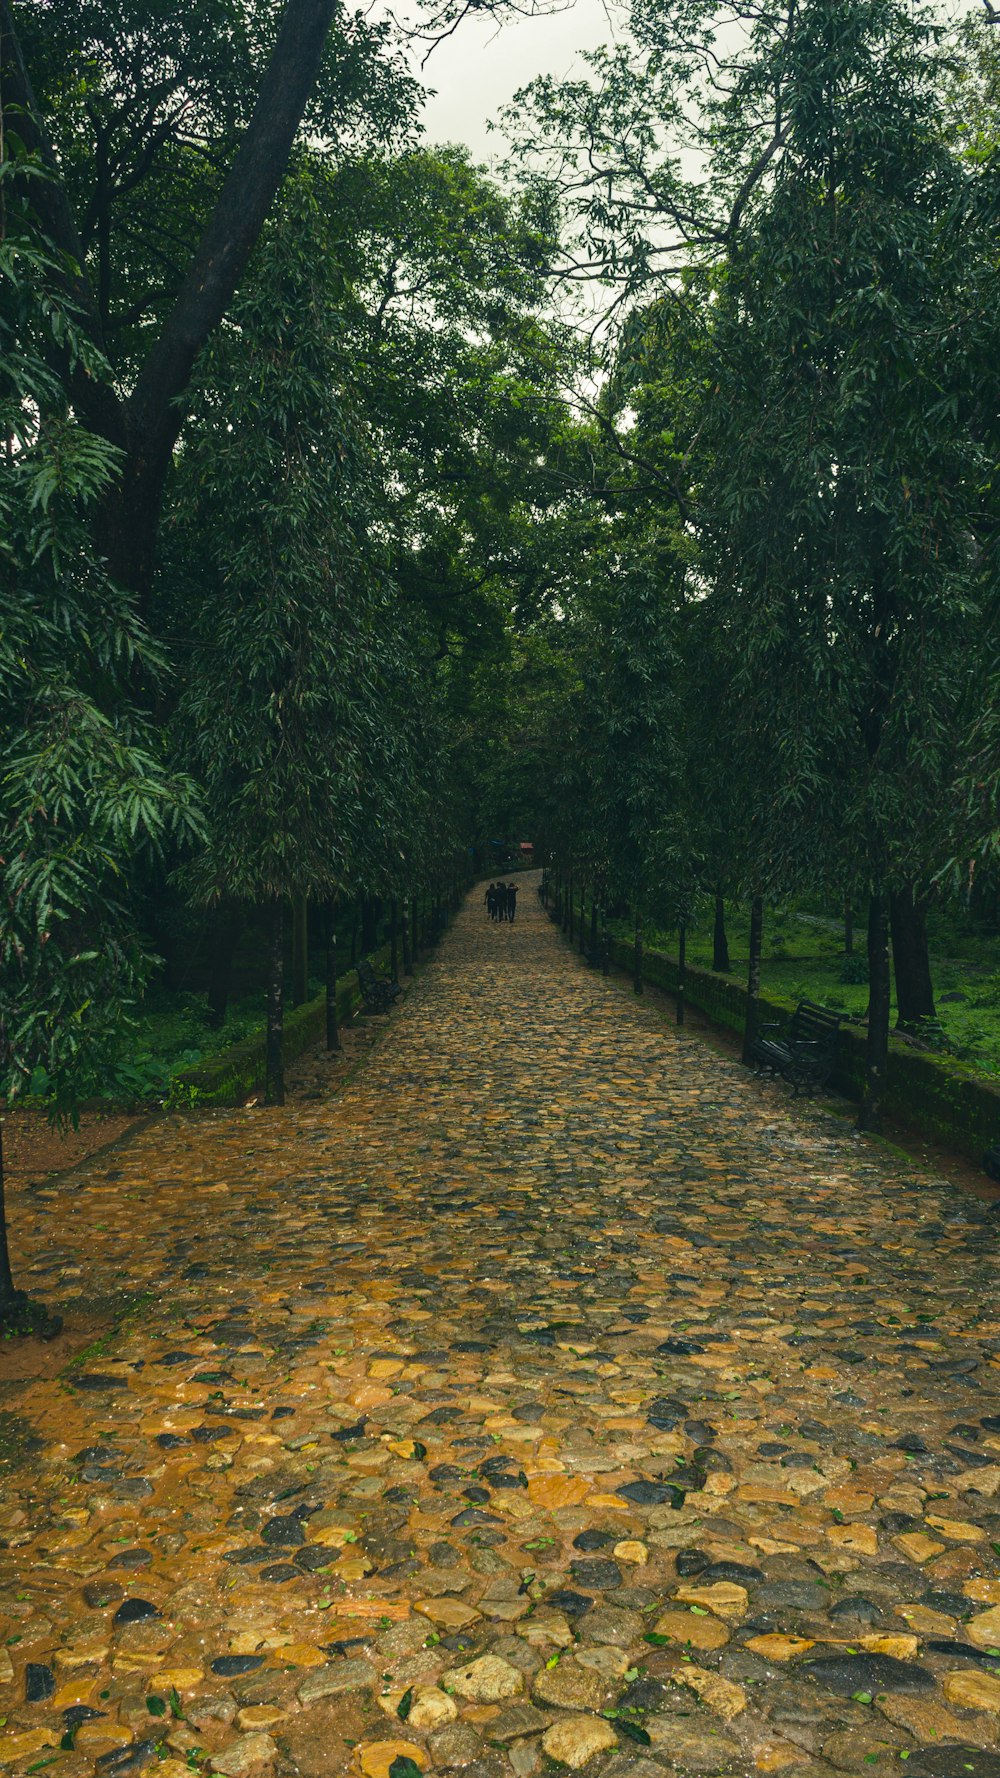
[595,928,1000,1165]
[173,940,395,1107]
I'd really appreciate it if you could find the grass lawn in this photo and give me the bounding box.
[609,900,1000,1081]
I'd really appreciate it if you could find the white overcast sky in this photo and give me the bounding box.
[406,0,626,164]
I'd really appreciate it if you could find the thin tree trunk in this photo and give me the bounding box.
[265,898,285,1106]
[567,873,574,940]
[402,896,413,975]
[589,897,599,965]
[390,897,399,981]
[578,885,586,954]
[889,884,936,1030]
[844,897,854,956]
[411,892,419,960]
[741,896,764,1065]
[859,890,891,1131]
[207,902,241,1028]
[0,1118,61,1336]
[0,1119,17,1307]
[361,897,379,955]
[677,922,687,1027]
[712,886,730,974]
[291,892,309,1007]
[324,897,340,1052]
[634,911,644,995]
[602,905,610,977]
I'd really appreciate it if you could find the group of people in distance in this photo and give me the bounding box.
[485,880,519,923]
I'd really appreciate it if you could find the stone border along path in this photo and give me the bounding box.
[4,875,1000,1778]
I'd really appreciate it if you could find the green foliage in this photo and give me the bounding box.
[0,159,201,1119]
[506,0,1000,922]
[840,955,870,986]
[21,0,420,364]
[165,164,425,905]
[701,0,988,896]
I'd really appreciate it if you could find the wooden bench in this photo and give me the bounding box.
[751,999,843,1096]
[357,957,402,1015]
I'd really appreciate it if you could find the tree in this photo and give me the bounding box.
[321,147,571,649]
[0,163,200,1332]
[1,0,416,602]
[698,0,988,1126]
[166,168,423,1102]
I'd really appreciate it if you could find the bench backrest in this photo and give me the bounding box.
[789,999,842,1046]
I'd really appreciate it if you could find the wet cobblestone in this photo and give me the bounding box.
[4,879,1000,1777]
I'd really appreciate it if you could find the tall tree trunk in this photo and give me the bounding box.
[889,884,936,1030]
[844,897,854,956]
[402,897,413,976]
[206,902,241,1028]
[324,898,340,1052]
[291,892,309,1007]
[265,898,285,1106]
[578,885,586,954]
[741,896,764,1065]
[361,897,379,955]
[411,892,419,961]
[589,897,599,965]
[859,890,891,1131]
[567,873,574,940]
[712,886,730,973]
[602,905,610,977]
[634,911,644,995]
[677,922,687,1027]
[0,1119,17,1309]
[390,897,399,982]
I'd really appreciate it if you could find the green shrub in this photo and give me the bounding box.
[839,954,869,985]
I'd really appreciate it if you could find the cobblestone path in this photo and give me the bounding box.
[4,881,1000,1778]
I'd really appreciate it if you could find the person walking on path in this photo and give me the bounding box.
[506,881,518,923]
[486,883,497,921]
[495,881,507,922]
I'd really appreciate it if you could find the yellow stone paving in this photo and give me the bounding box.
[3,878,1000,1776]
